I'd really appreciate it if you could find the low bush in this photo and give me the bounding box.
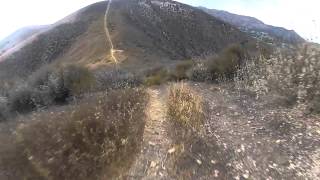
[187,62,212,82]
[30,64,95,97]
[2,88,148,180]
[171,60,194,81]
[167,83,205,130]
[144,68,169,86]
[8,87,38,114]
[95,69,142,90]
[8,64,95,114]
[208,44,246,80]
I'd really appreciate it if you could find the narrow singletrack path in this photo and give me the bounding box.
[127,88,172,179]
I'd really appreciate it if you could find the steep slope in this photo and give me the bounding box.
[0,1,108,81]
[199,7,305,45]
[0,0,252,82]
[109,0,250,60]
[0,25,49,56]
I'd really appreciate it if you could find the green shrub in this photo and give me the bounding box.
[95,69,142,90]
[144,68,169,86]
[187,62,212,82]
[208,44,245,79]
[8,87,38,114]
[3,88,148,180]
[171,60,193,80]
[61,64,95,95]
[167,83,205,130]
[8,64,95,114]
[30,64,95,97]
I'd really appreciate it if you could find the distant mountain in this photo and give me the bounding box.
[0,25,49,56]
[0,0,252,81]
[199,7,305,44]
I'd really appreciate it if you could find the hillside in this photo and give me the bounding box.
[0,25,49,56]
[0,1,319,180]
[0,0,252,82]
[199,7,305,45]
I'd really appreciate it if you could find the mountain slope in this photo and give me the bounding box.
[199,7,305,44]
[0,0,252,82]
[109,0,250,60]
[0,1,108,81]
[0,26,49,56]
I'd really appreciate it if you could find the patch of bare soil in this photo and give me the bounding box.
[192,82,320,179]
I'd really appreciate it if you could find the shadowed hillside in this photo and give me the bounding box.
[199,7,305,45]
[109,0,251,60]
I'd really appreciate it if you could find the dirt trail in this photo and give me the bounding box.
[104,0,118,63]
[127,88,172,179]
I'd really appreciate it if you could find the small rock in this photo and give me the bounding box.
[243,173,249,179]
[149,141,156,146]
[196,159,202,165]
[241,144,245,152]
[276,139,281,144]
[150,161,157,168]
[214,170,219,177]
[168,147,176,154]
[216,113,220,116]
[211,160,217,164]
[121,138,127,145]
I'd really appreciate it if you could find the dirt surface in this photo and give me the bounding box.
[192,82,320,179]
[126,83,319,179]
[0,83,319,179]
[126,87,172,179]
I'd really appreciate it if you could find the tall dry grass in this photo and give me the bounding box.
[167,83,205,130]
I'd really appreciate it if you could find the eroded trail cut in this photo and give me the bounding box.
[127,88,172,179]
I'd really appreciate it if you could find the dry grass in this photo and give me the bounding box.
[167,83,205,130]
[0,88,148,180]
[235,44,320,111]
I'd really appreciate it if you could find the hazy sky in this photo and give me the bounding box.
[0,0,319,42]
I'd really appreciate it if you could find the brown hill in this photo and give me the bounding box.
[0,0,251,82]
